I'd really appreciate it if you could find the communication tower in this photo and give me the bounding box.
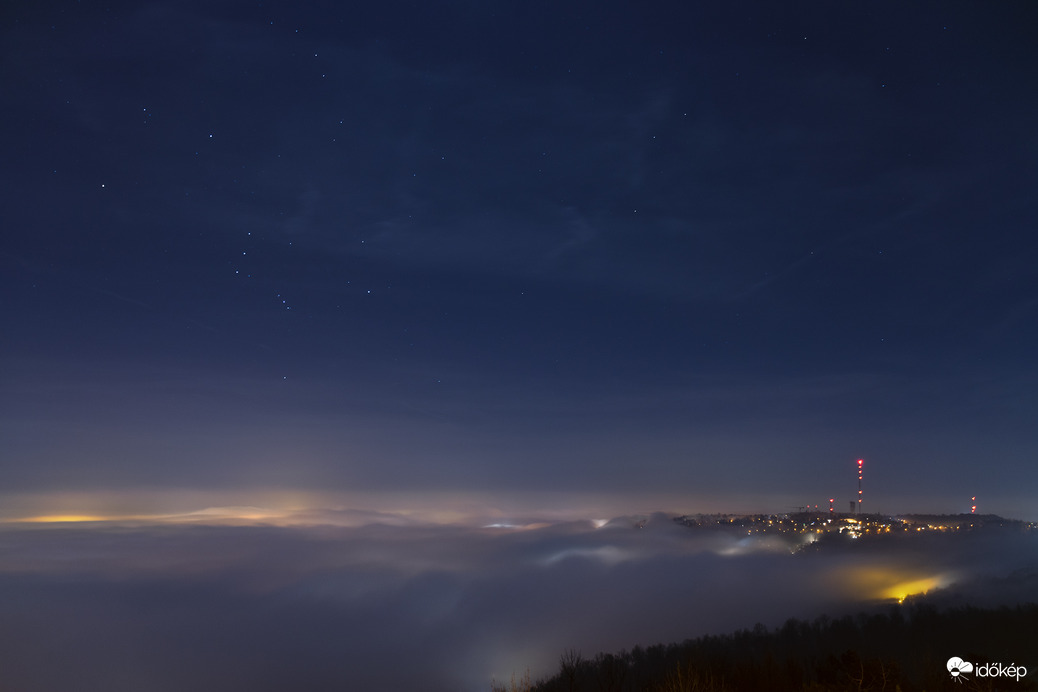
[857,459,863,514]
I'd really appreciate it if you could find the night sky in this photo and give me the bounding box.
[4,1,1038,518]
[3,2,1038,689]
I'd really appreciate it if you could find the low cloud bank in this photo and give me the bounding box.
[0,515,1034,691]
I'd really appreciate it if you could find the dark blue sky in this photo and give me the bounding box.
[3,0,1037,519]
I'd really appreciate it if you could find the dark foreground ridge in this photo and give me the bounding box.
[511,600,1038,692]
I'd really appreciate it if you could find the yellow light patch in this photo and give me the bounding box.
[880,576,944,603]
[16,514,118,523]
[836,566,952,603]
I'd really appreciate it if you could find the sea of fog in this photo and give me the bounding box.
[1,512,1035,691]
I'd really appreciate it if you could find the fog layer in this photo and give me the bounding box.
[0,515,1034,691]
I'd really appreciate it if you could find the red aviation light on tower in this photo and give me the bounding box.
[856,459,863,514]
